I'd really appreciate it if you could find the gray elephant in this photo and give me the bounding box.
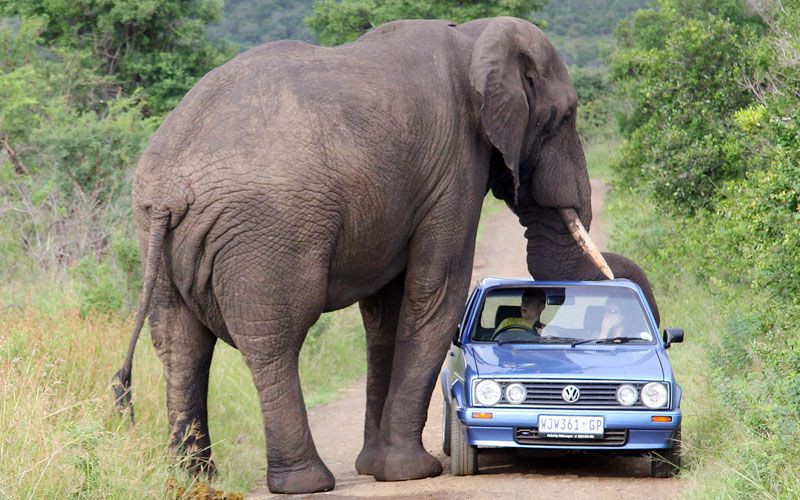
[113,17,658,494]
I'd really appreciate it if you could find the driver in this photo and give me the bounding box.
[495,288,547,335]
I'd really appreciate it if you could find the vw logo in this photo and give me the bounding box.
[562,385,581,403]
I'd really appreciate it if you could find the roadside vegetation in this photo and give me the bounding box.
[606,0,800,497]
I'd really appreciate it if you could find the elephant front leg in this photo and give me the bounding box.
[149,302,217,475]
[371,240,473,481]
[355,274,404,475]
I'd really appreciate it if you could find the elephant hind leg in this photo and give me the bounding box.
[217,269,335,494]
[355,273,404,476]
[149,296,217,475]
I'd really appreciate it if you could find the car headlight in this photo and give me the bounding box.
[616,384,639,406]
[505,383,527,404]
[474,380,502,406]
[641,382,669,408]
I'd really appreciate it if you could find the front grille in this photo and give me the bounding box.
[515,427,628,446]
[487,380,665,409]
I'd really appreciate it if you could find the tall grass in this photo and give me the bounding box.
[0,280,364,498]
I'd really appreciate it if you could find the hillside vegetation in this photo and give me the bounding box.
[208,0,316,48]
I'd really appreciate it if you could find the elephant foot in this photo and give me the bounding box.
[372,445,443,482]
[266,456,335,494]
[355,443,379,475]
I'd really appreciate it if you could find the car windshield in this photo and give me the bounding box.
[471,285,656,345]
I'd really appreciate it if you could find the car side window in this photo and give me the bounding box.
[460,288,479,334]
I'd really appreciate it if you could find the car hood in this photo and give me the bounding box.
[467,344,665,380]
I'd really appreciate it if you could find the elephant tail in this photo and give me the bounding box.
[112,210,171,423]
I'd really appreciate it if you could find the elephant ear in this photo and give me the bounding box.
[470,18,542,200]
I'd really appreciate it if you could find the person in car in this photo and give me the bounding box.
[598,300,627,339]
[495,288,547,335]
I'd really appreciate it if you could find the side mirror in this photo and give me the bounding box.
[453,324,462,347]
[662,328,684,348]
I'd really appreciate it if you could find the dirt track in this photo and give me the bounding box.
[249,180,682,499]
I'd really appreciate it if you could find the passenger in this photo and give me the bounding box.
[495,288,547,335]
[598,299,627,339]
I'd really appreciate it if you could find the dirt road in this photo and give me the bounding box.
[249,180,682,499]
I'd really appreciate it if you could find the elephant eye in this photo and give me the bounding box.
[541,106,557,133]
[525,75,537,98]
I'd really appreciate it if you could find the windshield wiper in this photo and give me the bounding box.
[497,339,536,346]
[571,337,647,348]
[497,336,582,346]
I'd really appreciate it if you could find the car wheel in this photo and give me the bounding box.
[449,405,478,476]
[442,397,451,456]
[651,424,681,478]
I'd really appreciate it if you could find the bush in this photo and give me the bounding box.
[0,17,153,278]
[610,0,766,212]
[0,0,234,114]
[73,257,125,317]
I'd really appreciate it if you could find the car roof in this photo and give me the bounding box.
[476,277,644,293]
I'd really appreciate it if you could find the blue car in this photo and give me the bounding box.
[440,278,684,477]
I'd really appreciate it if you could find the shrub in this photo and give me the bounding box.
[73,256,125,317]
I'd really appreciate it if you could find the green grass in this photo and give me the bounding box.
[0,279,364,498]
[476,193,507,240]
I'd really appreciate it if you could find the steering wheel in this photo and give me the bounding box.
[491,324,534,341]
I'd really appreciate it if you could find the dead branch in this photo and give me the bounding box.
[1,134,29,175]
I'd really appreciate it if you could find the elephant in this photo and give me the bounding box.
[113,16,659,494]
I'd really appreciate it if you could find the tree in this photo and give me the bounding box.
[0,0,234,114]
[306,0,547,46]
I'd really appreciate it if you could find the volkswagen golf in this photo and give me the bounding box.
[440,278,684,477]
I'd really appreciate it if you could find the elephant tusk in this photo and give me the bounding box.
[559,208,615,280]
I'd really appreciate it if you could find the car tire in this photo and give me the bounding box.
[442,397,451,456]
[650,424,681,478]
[449,405,478,476]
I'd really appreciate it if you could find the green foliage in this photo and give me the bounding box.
[610,0,767,211]
[208,0,316,49]
[112,231,142,301]
[0,0,234,114]
[0,14,154,281]
[307,0,547,46]
[607,0,800,496]
[30,95,155,199]
[74,256,125,317]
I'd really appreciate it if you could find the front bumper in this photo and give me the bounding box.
[457,407,681,451]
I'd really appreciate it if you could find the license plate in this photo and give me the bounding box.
[538,415,604,439]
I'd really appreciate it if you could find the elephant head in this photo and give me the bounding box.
[466,18,615,282]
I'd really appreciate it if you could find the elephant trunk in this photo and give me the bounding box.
[520,205,661,325]
[520,205,608,281]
